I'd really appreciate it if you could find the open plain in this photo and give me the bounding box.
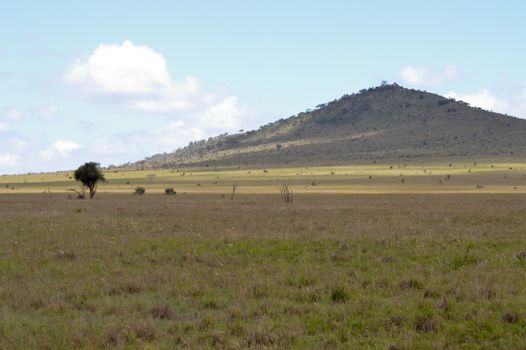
[1,163,526,349]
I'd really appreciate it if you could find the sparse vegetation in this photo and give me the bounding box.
[280,184,294,204]
[2,163,526,348]
[330,287,348,303]
[164,187,176,196]
[230,182,238,200]
[134,186,146,195]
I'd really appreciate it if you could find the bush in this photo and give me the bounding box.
[164,188,176,196]
[330,287,348,303]
[415,316,437,333]
[451,254,479,270]
[503,311,519,324]
[134,187,146,196]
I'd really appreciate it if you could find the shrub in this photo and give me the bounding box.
[451,254,479,270]
[503,311,519,324]
[134,187,146,196]
[415,316,437,332]
[164,188,176,196]
[150,305,174,320]
[330,287,348,303]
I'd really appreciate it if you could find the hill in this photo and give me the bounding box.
[132,83,526,168]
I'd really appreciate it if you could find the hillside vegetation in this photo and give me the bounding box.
[135,84,526,169]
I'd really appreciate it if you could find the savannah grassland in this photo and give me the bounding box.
[2,162,526,349]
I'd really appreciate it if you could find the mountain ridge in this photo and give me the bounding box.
[129,83,526,169]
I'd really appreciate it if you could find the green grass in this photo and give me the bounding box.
[2,164,526,348]
[4,238,525,348]
[1,190,526,348]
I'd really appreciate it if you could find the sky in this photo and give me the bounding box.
[1,0,526,174]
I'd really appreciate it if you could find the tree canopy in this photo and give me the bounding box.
[73,162,105,199]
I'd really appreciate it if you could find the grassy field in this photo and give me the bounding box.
[2,163,526,349]
[2,162,526,195]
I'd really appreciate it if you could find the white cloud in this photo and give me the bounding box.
[0,121,7,131]
[126,77,204,113]
[63,41,235,113]
[400,65,459,86]
[0,39,263,174]
[87,121,206,162]
[40,140,80,159]
[0,153,20,167]
[512,84,526,117]
[53,139,80,157]
[445,89,508,111]
[63,40,253,137]
[446,84,526,118]
[197,96,247,130]
[64,40,172,95]
[145,121,205,149]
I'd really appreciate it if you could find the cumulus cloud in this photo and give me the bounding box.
[58,39,259,167]
[445,89,507,112]
[1,41,262,173]
[0,130,35,173]
[197,96,248,130]
[0,124,85,173]
[512,84,526,117]
[63,40,248,119]
[39,139,80,160]
[142,121,206,150]
[64,40,172,95]
[446,84,526,118]
[53,139,80,157]
[400,65,459,86]
[62,40,254,155]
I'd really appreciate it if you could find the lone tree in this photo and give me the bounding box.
[74,162,105,199]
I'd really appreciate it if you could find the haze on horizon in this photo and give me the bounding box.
[1,0,526,174]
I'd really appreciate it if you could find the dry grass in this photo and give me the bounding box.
[3,162,526,195]
[1,191,526,348]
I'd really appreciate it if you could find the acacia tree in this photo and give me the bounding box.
[74,162,105,199]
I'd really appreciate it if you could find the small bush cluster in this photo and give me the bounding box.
[134,187,146,196]
[164,188,176,196]
[330,287,348,303]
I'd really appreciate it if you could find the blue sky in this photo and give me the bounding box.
[1,0,525,173]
